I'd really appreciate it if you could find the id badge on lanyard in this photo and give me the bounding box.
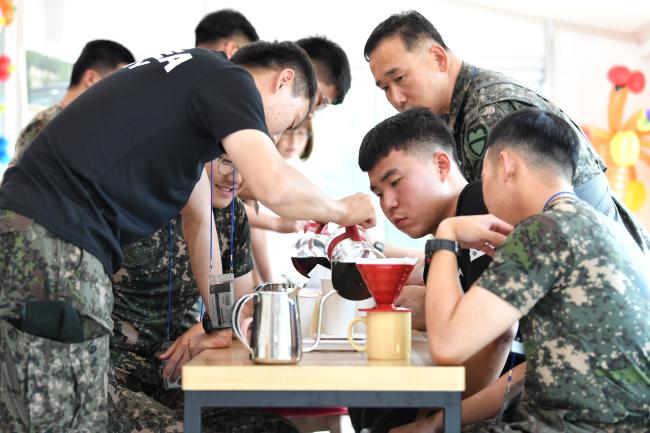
[207,273,235,329]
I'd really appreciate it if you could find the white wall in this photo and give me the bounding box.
[552,25,650,229]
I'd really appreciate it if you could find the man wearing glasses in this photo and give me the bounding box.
[110,156,299,432]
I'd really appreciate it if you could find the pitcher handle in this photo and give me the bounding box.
[347,317,367,352]
[326,225,365,260]
[232,293,256,356]
[302,289,337,352]
[346,225,364,241]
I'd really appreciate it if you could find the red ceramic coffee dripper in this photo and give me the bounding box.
[355,258,417,310]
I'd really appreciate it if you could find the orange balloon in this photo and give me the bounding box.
[0,0,14,26]
[622,109,646,133]
[624,180,646,212]
[610,131,640,167]
[608,87,628,133]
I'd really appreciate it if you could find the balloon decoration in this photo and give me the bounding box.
[0,54,13,82]
[0,0,14,27]
[0,136,9,163]
[583,66,650,212]
[0,0,14,166]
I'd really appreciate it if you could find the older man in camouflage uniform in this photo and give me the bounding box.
[364,10,650,255]
[394,108,649,433]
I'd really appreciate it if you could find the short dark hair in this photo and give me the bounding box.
[296,36,351,105]
[195,9,259,47]
[364,10,448,61]
[485,108,579,181]
[69,40,135,87]
[359,108,457,172]
[231,41,318,109]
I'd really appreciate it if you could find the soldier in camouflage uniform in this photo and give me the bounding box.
[364,10,650,255]
[12,105,63,164]
[11,40,134,165]
[0,41,134,433]
[396,109,649,433]
[109,158,298,433]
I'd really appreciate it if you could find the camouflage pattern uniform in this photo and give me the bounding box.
[1,104,113,432]
[0,210,113,432]
[11,105,63,164]
[471,197,650,432]
[110,200,297,432]
[448,63,650,253]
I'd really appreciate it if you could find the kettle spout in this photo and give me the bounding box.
[302,289,337,352]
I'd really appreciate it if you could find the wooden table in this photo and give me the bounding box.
[182,338,465,432]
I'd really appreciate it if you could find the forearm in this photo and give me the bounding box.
[234,271,255,321]
[245,204,285,231]
[181,171,223,307]
[223,130,346,224]
[183,214,223,306]
[425,247,464,363]
[234,271,254,299]
[426,219,519,364]
[252,162,345,223]
[250,227,272,282]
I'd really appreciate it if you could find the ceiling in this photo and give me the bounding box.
[456,0,650,43]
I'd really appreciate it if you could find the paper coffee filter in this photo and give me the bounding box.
[354,257,418,266]
[307,264,332,280]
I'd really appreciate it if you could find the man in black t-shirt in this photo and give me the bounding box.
[0,41,376,432]
[351,108,515,433]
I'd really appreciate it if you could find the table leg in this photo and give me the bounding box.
[184,392,202,433]
[442,392,461,433]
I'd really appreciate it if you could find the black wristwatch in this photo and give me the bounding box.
[426,239,460,257]
[202,314,214,333]
[423,239,460,282]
